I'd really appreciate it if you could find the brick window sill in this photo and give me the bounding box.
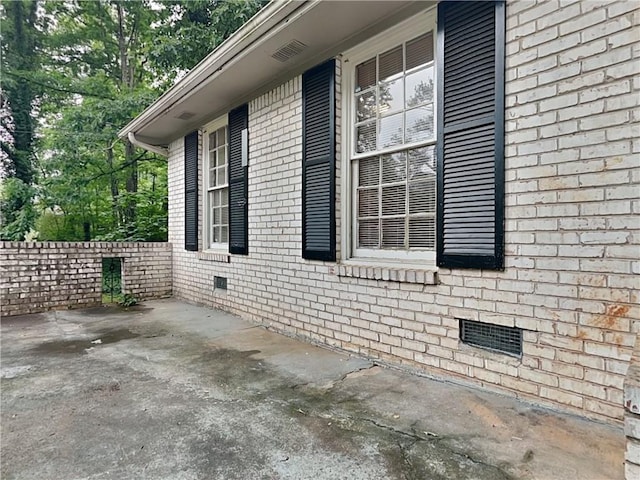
[332,263,438,285]
[197,251,230,263]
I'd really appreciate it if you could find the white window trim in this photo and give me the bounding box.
[340,7,438,266]
[202,115,229,253]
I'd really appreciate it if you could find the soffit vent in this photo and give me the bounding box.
[176,111,196,120]
[271,40,308,62]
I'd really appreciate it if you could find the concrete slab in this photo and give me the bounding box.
[1,299,624,479]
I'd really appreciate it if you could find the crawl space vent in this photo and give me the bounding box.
[459,319,522,356]
[271,40,308,62]
[214,276,227,290]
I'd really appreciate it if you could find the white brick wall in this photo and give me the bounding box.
[167,0,639,422]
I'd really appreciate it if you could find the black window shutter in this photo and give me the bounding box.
[184,131,199,252]
[302,59,336,261]
[436,0,505,270]
[228,104,249,255]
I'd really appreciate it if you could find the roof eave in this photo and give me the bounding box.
[117,0,305,143]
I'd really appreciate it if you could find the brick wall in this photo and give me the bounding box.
[0,242,172,316]
[167,0,639,422]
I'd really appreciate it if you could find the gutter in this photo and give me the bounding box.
[128,132,168,157]
[118,0,306,143]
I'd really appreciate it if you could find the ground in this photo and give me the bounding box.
[1,300,624,479]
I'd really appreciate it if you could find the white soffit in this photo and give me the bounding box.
[121,1,431,146]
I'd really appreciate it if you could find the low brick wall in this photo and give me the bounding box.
[0,241,172,316]
[625,335,640,479]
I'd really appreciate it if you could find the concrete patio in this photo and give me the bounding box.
[1,299,624,479]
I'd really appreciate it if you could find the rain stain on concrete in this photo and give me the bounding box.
[185,343,515,479]
[31,328,141,355]
[0,313,47,327]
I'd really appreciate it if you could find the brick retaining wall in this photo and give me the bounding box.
[0,242,172,316]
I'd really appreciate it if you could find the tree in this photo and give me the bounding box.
[0,0,43,185]
[149,0,266,88]
[0,177,37,240]
[2,0,265,242]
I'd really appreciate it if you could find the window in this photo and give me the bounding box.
[204,118,229,249]
[345,12,437,262]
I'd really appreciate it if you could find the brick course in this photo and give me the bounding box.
[166,0,639,422]
[0,242,172,316]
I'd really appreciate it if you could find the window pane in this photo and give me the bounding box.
[209,167,217,187]
[209,132,217,148]
[409,180,435,214]
[213,207,220,224]
[356,122,376,153]
[408,147,436,180]
[406,32,434,70]
[222,188,228,206]
[221,226,228,243]
[356,58,376,91]
[379,78,404,115]
[359,157,379,187]
[358,188,379,217]
[381,185,406,216]
[358,219,379,248]
[221,205,229,225]
[213,226,220,243]
[220,145,228,167]
[381,218,405,248]
[356,90,377,122]
[379,113,403,149]
[405,105,434,143]
[379,46,403,81]
[218,166,227,187]
[406,67,434,107]
[382,152,406,184]
[213,189,220,206]
[218,127,227,146]
[409,217,435,249]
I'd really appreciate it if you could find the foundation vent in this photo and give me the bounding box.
[214,276,227,290]
[460,319,522,356]
[271,40,308,62]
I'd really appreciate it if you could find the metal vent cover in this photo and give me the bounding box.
[271,40,308,62]
[459,319,522,356]
[176,111,196,120]
[214,276,227,290]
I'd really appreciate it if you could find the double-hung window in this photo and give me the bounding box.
[345,11,437,263]
[204,118,229,250]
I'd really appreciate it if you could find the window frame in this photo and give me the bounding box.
[341,8,438,264]
[202,115,229,252]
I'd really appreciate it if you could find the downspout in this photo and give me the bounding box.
[128,132,168,157]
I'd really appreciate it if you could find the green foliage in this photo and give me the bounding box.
[36,210,84,241]
[149,0,266,89]
[0,177,36,240]
[2,0,264,243]
[119,294,138,308]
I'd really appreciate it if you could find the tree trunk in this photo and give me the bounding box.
[106,145,120,227]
